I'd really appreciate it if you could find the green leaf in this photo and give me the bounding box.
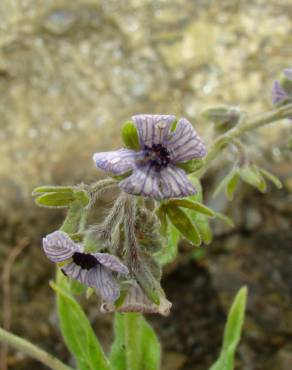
[52,276,110,370]
[239,165,267,193]
[194,213,213,245]
[32,185,75,195]
[140,316,161,370]
[122,121,140,150]
[110,313,161,370]
[213,168,239,199]
[168,199,215,217]
[110,314,126,370]
[208,286,248,370]
[258,168,282,189]
[214,212,234,227]
[155,221,180,265]
[35,192,76,208]
[225,171,240,201]
[165,204,201,246]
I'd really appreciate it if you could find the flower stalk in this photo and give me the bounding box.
[198,102,292,177]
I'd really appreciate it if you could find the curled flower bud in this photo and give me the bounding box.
[93,114,206,200]
[43,231,129,302]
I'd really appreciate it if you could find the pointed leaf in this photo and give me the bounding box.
[214,212,234,227]
[140,316,161,370]
[213,168,239,198]
[51,276,110,370]
[225,171,240,201]
[258,168,282,189]
[32,186,75,195]
[208,286,248,370]
[239,165,266,193]
[110,313,126,370]
[165,204,201,246]
[168,199,215,217]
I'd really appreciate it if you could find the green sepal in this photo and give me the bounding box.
[34,186,90,208]
[239,165,267,193]
[165,204,201,246]
[133,262,162,305]
[32,185,75,195]
[176,158,204,173]
[167,199,215,217]
[35,192,76,208]
[113,171,132,181]
[122,121,140,150]
[257,167,282,189]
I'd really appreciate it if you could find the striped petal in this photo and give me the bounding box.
[119,164,162,199]
[160,164,196,198]
[93,252,129,274]
[62,262,120,302]
[167,117,206,163]
[93,148,138,175]
[42,231,81,263]
[133,114,176,147]
[272,81,288,105]
[100,282,172,316]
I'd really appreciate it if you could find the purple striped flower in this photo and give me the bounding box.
[272,68,292,105]
[93,115,206,200]
[43,231,129,302]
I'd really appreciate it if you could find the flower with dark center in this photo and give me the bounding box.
[93,114,206,199]
[42,230,129,302]
[272,68,292,105]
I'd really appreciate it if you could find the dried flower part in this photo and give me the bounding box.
[93,114,206,199]
[42,230,129,302]
[100,282,172,316]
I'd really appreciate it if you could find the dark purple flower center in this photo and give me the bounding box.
[72,252,99,270]
[143,144,170,170]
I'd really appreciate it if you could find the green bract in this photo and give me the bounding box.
[122,121,140,150]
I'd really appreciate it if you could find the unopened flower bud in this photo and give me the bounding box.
[201,105,241,133]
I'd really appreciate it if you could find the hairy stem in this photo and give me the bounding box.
[0,327,73,370]
[124,313,142,370]
[199,103,292,177]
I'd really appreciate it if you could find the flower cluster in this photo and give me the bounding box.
[40,114,206,316]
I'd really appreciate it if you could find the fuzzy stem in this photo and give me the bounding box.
[199,103,292,177]
[123,195,139,268]
[0,327,73,370]
[124,313,142,370]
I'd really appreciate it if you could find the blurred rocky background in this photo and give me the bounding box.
[0,0,291,369]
